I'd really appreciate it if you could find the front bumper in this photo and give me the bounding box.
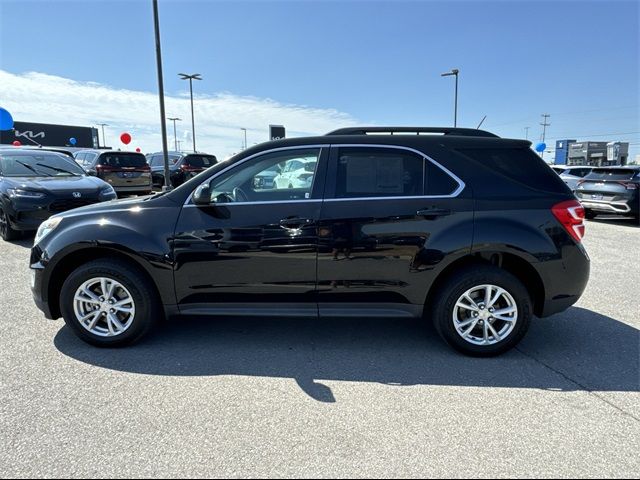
[30,261,56,319]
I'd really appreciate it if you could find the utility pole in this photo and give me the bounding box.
[524,126,530,140]
[540,114,551,159]
[152,0,171,191]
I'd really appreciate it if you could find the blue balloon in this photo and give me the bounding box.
[69,137,77,145]
[535,142,547,153]
[0,107,14,131]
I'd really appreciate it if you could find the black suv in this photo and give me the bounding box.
[147,151,218,188]
[30,127,590,356]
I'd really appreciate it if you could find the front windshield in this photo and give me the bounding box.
[0,153,85,177]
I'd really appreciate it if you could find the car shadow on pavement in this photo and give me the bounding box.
[53,306,639,402]
[588,216,640,228]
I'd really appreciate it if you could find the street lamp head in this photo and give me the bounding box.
[179,73,202,80]
[441,68,459,77]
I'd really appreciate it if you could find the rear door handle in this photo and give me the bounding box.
[279,217,314,228]
[417,208,452,218]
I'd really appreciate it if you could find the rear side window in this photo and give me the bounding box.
[456,147,565,192]
[585,169,638,181]
[335,147,424,198]
[184,155,217,168]
[99,153,147,168]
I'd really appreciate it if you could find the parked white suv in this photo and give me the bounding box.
[273,158,317,189]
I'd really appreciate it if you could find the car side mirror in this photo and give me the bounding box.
[192,182,212,206]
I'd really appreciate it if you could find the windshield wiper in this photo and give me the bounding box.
[36,163,80,176]
[15,160,52,177]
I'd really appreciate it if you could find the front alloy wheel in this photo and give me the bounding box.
[60,259,159,347]
[73,277,136,337]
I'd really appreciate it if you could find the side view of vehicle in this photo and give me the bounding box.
[575,166,640,219]
[74,149,152,196]
[147,151,217,188]
[273,157,317,189]
[551,165,593,191]
[0,149,117,241]
[30,127,590,356]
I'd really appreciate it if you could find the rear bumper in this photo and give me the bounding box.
[537,243,590,317]
[580,199,634,214]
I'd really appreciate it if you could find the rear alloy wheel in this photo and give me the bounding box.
[60,259,159,347]
[430,265,532,356]
[0,207,20,241]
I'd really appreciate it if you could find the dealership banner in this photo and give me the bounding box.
[0,121,99,148]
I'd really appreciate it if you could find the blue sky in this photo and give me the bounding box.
[0,0,638,157]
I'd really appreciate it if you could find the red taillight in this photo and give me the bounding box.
[96,164,115,172]
[552,200,585,243]
[617,181,638,190]
[138,164,151,172]
[181,164,200,172]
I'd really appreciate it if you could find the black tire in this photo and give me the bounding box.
[0,207,20,241]
[585,209,597,220]
[59,259,160,347]
[429,264,532,357]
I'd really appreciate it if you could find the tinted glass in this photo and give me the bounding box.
[184,155,217,168]
[0,152,85,177]
[425,161,459,195]
[335,147,424,198]
[457,147,565,192]
[585,169,638,181]
[100,153,147,168]
[208,148,321,202]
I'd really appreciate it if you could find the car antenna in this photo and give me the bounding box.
[476,115,487,129]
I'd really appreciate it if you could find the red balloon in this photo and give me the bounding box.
[120,132,132,145]
[12,140,21,147]
[135,147,141,153]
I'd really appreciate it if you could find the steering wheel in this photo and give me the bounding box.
[232,186,249,203]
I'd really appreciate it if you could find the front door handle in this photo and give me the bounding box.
[417,208,452,219]
[279,217,314,228]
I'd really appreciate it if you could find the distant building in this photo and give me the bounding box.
[567,141,609,166]
[554,139,576,165]
[607,142,629,165]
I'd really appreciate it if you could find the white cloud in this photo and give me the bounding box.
[0,70,358,156]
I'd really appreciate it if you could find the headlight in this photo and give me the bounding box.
[99,184,117,198]
[34,216,63,245]
[7,188,45,199]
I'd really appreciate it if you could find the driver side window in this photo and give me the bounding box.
[207,148,321,203]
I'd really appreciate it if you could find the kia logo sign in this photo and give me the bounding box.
[72,192,82,198]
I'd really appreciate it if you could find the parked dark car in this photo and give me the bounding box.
[73,149,152,196]
[147,151,217,188]
[0,149,117,241]
[30,127,590,356]
[575,166,640,219]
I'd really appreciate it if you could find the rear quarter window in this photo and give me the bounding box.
[456,147,568,193]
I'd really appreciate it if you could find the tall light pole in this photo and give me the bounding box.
[179,73,202,152]
[240,128,247,149]
[98,123,108,148]
[524,126,530,140]
[168,117,181,151]
[441,68,459,127]
[153,0,171,191]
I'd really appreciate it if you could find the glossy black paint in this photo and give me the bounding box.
[31,133,590,323]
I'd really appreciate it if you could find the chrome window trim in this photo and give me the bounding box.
[183,142,465,206]
[184,144,326,206]
[330,144,465,199]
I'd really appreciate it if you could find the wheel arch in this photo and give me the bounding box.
[46,246,164,320]
[424,252,546,318]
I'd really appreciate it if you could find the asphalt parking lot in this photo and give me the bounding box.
[1,217,638,478]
